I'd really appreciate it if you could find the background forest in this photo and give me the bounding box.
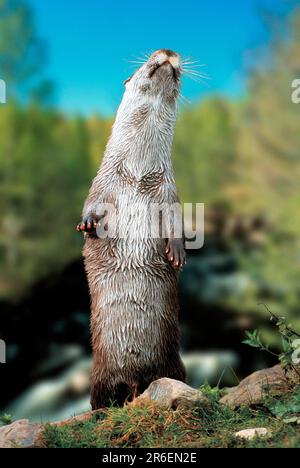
[0,0,300,421]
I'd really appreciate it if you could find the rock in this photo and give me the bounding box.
[0,420,44,448]
[220,365,290,408]
[0,410,104,448]
[235,428,268,440]
[131,378,209,409]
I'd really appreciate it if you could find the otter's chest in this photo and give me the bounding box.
[116,161,165,197]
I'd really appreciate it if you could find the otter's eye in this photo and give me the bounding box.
[124,76,132,86]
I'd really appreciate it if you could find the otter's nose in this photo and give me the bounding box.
[153,49,181,69]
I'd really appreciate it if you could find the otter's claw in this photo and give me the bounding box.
[166,239,186,270]
[76,214,99,234]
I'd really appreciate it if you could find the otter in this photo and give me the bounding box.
[77,49,186,410]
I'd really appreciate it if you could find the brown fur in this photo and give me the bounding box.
[79,49,186,409]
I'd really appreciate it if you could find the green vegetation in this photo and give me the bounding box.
[1,0,300,449]
[0,103,110,296]
[43,387,300,449]
[0,1,112,297]
[243,305,300,377]
[0,413,13,426]
[1,1,300,342]
[43,317,300,449]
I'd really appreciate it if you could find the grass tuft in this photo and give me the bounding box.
[43,387,300,448]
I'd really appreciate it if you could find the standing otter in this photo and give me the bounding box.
[77,49,186,410]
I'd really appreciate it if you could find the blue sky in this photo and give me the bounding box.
[30,0,293,116]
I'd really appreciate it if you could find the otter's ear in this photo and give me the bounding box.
[124,76,133,86]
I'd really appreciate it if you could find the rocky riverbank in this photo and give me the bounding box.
[1,364,299,449]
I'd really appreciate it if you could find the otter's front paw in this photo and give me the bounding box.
[166,239,186,270]
[76,214,99,234]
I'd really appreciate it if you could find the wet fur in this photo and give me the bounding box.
[81,50,186,409]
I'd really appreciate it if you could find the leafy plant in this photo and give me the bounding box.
[243,304,300,378]
[0,414,13,426]
[265,387,300,425]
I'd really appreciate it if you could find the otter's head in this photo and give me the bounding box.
[121,49,182,115]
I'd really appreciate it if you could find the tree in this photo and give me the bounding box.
[173,97,238,205]
[231,6,300,334]
[0,0,53,102]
